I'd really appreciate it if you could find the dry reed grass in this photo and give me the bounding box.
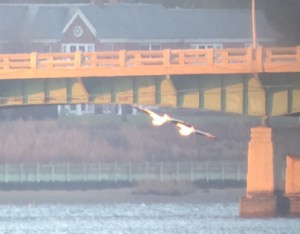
[0,115,266,163]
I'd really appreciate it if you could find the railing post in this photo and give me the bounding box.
[223,50,229,65]
[51,163,55,183]
[263,47,271,64]
[255,46,263,72]
[190,161,194,182]
[4,163,7,183]
[20,163,23,183]
[145,161,149,180]
[66,163,70,182]
[236,161,241,182]
[128,162,132,183]
[3,56,9,70]
[205,161,209,182]
[119,50,126,67]
[176,161,179,182]
[36,163,40,183]
[246,47,253,63]
[163,49,170,66]
[91,53,97,68]
[207,48,214,64]
[47,55,53,69]
[83,163,87,182]
[30,52,37,69]
[297,46,300,63]
[160,161,164,181]
[98,162,102,182]
[221,160,225,181]
[75,51,82,68]
[135,52,141,66]
[114,162,118,182]
[178,51,185,65]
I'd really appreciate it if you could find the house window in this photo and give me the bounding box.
[191,44,223,49]
[139,44,161,50]
[62,43,95,53]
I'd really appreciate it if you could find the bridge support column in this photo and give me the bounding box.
[240,126,277,217]
[285,155,300,217]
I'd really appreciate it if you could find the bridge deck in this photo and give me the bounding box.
[0,47,299,79]
[0,46,299,116]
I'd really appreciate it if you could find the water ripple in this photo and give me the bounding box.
[0,203,298,234]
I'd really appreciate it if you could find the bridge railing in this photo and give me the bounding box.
[0,47,299,75]
[264,47,300,63]
[0,161,246,184]
[263,46,300,72]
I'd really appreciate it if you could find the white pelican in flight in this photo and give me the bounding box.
[170,119,217,140]
[134,105,173,126]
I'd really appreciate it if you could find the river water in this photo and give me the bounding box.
[0,203,298,234]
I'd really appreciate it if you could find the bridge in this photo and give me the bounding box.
[1,46,300,217]
[0,46,300,117]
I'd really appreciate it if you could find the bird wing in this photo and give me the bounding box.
[194,129,217,139]
[134,106,159,118]
[170,118,216,139]
[169,118,192,127]
[133,105,148,114]
[169,119,195,136]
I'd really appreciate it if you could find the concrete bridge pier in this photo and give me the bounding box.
[240,126,278,217]
[285,155,300,217]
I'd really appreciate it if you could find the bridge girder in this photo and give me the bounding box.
[0,73,299,117]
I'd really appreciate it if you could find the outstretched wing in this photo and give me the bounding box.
[169,118,192,127]
[169,119,195,136]
[194,129,217,140]
[170,118,217,139]
[133,105,148,114]
[134,106,158,118]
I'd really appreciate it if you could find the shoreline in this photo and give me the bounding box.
[0,187,245,205]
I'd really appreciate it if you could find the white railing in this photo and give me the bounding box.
[0,161,247,184]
